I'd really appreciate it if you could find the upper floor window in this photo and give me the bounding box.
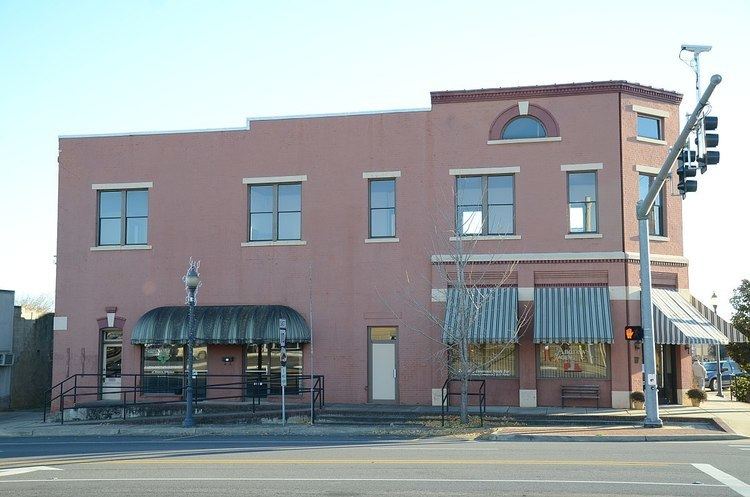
[98,189,148,246]
[369,179,396,238]
[567,172,597,233]
[248,183,301,241]
[639,174,665,236]
[637,115,663,140]
[501,116,547,140]
[456,175,515,236]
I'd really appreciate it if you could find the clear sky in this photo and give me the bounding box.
[0,0,748,318]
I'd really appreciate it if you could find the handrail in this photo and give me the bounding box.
[441,377,486,427]
[44,372,325,424]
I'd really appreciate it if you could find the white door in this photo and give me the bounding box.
[371,343,396,401]
[101,344,122,401]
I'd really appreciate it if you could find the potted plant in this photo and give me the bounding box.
[629,391,645,410]
[687,388,707,407]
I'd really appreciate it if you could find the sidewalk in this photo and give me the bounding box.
[1,392,747,441]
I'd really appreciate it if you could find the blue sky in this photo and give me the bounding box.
[0,0,748,317]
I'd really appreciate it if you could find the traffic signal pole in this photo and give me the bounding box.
[636,74,722,428]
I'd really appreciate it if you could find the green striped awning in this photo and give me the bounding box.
[652,289,729,345]
[130,305,310,345]
[533,286,614,344]
[690,294,747,343]
[443,287,519,343]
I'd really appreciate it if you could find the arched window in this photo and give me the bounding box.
[501,116,547,140]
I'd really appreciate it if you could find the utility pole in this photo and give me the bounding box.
[637,74,722,428]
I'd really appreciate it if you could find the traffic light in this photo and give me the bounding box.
[698,115,719,174]
[625,325,644,341]
[677,150,698,196]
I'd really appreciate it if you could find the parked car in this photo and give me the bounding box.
[703,360,748,391]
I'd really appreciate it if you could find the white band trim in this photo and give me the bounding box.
[243,175,307,184]
[242,240,307,247]
[487,137,562,145]
[92,182,153,190]
[631,105,670,118]
[363,171,401,179]
[560,163,603,172]
[636,165,661,175]
[449,166,520,176]
[90,245,152,251]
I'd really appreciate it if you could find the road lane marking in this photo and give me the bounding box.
[0,476,725,487]
[0,466,61,478]
[693,463,750,497]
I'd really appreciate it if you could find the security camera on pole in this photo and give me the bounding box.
[637,72,722,427]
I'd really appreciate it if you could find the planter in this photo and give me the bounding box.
[690,398,702,407]
[631,400,644,410]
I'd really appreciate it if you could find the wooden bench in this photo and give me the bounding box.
[561,384,600,407]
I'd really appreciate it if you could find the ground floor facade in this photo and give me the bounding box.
[52,258,734,411]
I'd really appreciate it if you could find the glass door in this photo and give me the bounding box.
[101,329,122,401]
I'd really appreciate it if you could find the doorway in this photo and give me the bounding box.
[368,326,398,403]
[655,344,677,405]
[100,329,122,401]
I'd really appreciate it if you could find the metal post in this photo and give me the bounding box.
[715,342,724,397]
[637,215,662,426]
[182,259,200,428]
[183,289,196,428]
[636,74,722,428]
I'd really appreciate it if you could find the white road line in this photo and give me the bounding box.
[0,477,727,487]
[693,463,750,497]
[0,466,61,478]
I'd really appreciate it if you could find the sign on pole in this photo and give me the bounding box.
[279,318,287,425]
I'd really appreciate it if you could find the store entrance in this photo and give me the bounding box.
[655,344,678,405]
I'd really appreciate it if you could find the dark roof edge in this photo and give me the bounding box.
[431,81,683,105]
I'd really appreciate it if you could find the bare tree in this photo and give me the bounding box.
[15,293,54,319]
[380,184,531,424]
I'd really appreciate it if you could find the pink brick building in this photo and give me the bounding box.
[53,81,733,411]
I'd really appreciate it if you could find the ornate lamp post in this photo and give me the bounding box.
[710,291,723,398]
[183,259,201,427]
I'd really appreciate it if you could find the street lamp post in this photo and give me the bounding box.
[183,259,201,428]
[710,292,723,398]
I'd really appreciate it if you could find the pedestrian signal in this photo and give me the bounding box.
[625,325,644,341]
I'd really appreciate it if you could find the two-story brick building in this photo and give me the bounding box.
[53,80,734,410]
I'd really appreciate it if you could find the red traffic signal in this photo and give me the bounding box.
[625,325,644,341]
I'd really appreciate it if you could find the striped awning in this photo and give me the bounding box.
[533,286,614,344]
[690,295,747,343]
[652,289,728,345]
[131,305,310,345]
[443,287,518,343]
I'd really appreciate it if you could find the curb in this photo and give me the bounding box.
[478,433,748,442]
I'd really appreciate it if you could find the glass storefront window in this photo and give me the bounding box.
[246,343,303,375]
[537,343,609,379]
[450,343,517,377]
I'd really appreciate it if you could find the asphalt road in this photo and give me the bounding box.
[0,436,748,496]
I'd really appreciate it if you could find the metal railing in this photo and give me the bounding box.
[440,377,486,426]
[43,372,324,424]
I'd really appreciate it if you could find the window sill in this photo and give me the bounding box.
[649,235,669,242]
[565,233,603,239]
[635,136,667,145]
[449,235,521,241]
[365,237,399,243]
[242,240,307,247]
[487,136,561,145]
[90,245,152,251]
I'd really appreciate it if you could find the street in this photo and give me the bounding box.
[0,436,748,496]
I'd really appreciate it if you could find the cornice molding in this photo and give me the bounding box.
[431,81,682,105]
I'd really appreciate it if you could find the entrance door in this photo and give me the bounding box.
[101,329,122,401]
[368,327,398,402]
[656,344,677,405]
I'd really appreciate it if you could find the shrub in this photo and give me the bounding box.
[733,377,750,403]
[687,388,707,400]
[629,391,645,402]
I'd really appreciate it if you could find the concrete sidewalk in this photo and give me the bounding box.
[1,391,747,441]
